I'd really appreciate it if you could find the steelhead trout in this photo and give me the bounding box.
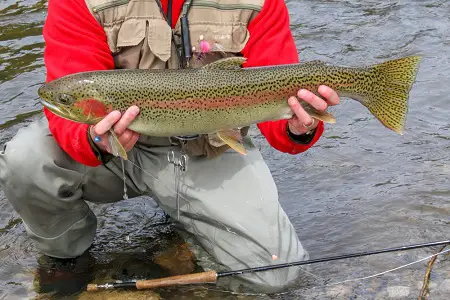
[38,56,421,158]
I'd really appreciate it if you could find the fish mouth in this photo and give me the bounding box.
[40,99,64,114]
[40,99,72,120]
[40,98,97,124]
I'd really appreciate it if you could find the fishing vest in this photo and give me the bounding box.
[85,0,264,158]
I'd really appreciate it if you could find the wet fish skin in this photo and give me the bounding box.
[38,56,421,138]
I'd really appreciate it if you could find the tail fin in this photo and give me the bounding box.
[364,56,422,134]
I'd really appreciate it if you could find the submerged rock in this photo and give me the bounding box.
[154,242,196,275]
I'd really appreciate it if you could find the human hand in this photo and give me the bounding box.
[287,85,340,135]
[89,106,140,154]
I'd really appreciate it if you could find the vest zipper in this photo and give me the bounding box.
[92,0,261,14]
[92,0,129,13]
[167,0,173,27]
[191,0,261,11]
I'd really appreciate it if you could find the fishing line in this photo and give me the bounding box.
[324,247,450,287]
[120,158,128,200]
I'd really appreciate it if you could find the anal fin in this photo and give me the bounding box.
[216,129,247,155]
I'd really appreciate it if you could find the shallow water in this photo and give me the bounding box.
[0,0,449,299]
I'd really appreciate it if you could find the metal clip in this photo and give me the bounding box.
[169,135,200,146]
[167,150,188,171]
[167,149,188,220]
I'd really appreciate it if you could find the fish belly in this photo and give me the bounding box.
[127,96,293,136]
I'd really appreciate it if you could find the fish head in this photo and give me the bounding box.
[38,76,111,125]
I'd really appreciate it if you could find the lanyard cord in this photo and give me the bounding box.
[154,0,194,69]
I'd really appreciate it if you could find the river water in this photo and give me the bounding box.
[0,0,449,299]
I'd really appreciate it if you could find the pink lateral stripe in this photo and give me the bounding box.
[133,88,296,110]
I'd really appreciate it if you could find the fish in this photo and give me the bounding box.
[38,56,421,159]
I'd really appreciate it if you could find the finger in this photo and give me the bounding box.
[121,131,139,151]
[114,106,140,135]
[97,137,113,153]
[122,131,140,151]
[318,85,340,106]
[288,96,313,126]
[118,130,134,144]
[89,125,111,153]
[93,111,122,135]
[297,89,328,111]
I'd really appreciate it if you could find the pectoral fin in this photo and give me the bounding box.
[108,129,128,160]
[216,129,247,155]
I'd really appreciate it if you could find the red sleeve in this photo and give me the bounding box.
[241,0,324,154]
[43,0,115,166]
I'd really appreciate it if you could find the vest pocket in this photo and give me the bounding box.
[146,19,172,62]
[103,19,146,54]
[116,19,146,50]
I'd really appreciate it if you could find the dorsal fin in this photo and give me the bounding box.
[202,57,247,70]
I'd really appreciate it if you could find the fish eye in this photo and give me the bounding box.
[56,93,76,105]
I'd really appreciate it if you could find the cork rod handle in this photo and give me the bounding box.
[136,270,218,289]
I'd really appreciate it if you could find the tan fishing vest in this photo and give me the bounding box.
[85,0,264,158]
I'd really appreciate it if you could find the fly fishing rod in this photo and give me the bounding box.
[86,239,449,291]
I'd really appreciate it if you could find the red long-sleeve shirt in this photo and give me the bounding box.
[42,0,324,167]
